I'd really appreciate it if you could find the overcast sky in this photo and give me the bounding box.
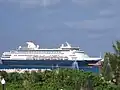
[0,0,119,57]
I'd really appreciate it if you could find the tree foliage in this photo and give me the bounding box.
[103,40,120,85]
[0,68,119,90]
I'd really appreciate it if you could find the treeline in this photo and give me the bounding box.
[101,41,120,86]
[0,68,119,90]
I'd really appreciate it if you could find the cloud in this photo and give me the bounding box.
[72,0,120,10]
[72,0,97,5]
[72,0,118,6]
[99,9,115,16]
[87,34,104,39]
[66,0,120,30]
[72,0,102,8]
[64,17,120,30]
[6,0,60,8]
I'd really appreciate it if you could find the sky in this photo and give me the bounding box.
[0,0,120,57]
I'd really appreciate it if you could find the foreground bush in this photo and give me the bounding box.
[0,68,119,90]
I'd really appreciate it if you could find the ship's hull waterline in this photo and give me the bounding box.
[0,59,100,73]
[0,59,99,68]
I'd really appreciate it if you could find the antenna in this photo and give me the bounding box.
[66,42,71,47]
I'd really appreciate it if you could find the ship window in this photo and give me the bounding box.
[2,56,10,58]
[5,55,11,56]
[18,55,25,56]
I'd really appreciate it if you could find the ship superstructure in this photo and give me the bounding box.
[1,41,101,61]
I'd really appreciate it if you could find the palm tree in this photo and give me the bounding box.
[103,40,120,85]
[113,41,120,55]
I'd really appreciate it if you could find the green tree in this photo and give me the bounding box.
[0,68,119,89]
[0,71,8,80]
[30,71,40,83]
[7,72,23,83]
[103,40,120,85]
[102,55,113,81]
[23,79,31,90]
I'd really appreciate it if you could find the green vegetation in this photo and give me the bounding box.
[0,41,120,90]
[102,40,120,85]
[0,68,119,90]
[0,69,119,90]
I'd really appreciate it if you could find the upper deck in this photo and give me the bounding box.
[17,41,82,52]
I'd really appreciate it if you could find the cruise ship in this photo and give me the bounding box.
[0,41,102,70]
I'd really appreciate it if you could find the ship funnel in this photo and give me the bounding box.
[26,42,36,49]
